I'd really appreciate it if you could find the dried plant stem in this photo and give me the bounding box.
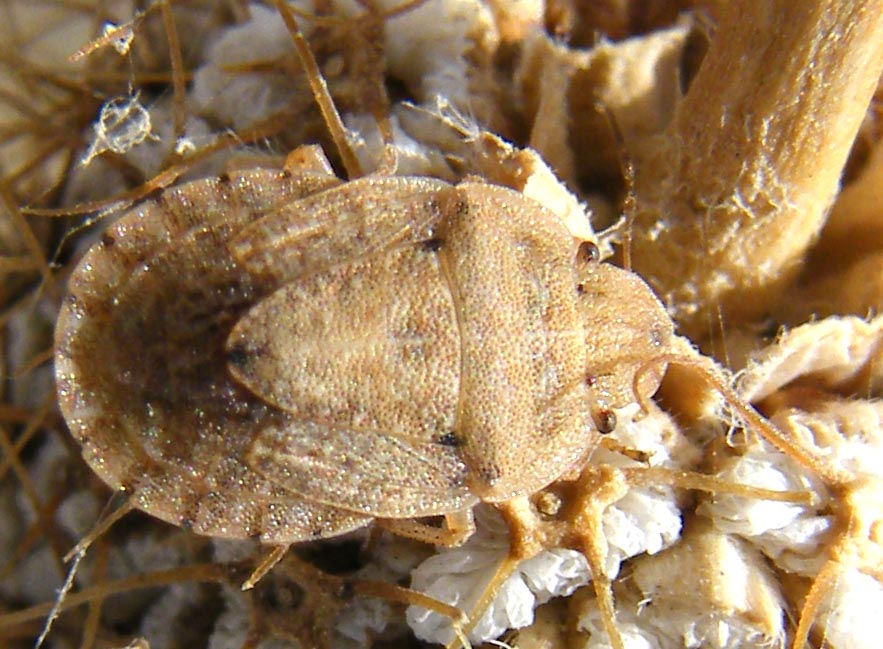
[631,0,883,338]
[25,112,296,218]
[272,0,364,178]
[0,564,225,631]
[159,0,187,143]
[77,537,109,649]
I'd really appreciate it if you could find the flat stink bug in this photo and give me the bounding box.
[54,158,674,548]
[52,4,824,649]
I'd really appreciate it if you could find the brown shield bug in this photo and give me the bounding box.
[54,151,680,649]
[54,156,675,546]
[51,4,824,648]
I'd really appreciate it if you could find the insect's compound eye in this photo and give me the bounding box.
[594,408,617,434]
[576,241,600,265]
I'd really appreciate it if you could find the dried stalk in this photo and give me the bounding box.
[630,0,883,339]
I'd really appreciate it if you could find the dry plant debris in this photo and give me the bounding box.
[1,1,882,649]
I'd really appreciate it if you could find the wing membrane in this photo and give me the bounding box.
[248,419,479,518]
[227,245,461,442]
[230,176,453,280]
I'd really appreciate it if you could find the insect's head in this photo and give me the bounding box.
[573,245,675,419]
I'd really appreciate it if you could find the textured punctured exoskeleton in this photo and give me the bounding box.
[51,4,824,649]
[53,147,673,545]
[54,146,680,645]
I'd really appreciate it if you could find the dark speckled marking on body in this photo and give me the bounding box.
[227,342,254,369]
[436,432,462,447]
[421,237,445,252]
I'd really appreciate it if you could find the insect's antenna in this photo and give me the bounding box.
[633,353,851,487]
[272,0,364,179]
[622,466,814,505]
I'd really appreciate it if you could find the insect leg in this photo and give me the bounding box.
[242,543,290,590]
[378,510,476,547]
[268,551,472,648]
[633,353,849,485]
[629,353,870,649]
[352,580,472,648]
[440,497,564,649]
[441,550,525,649]
[565,465,631,649]
[63,495,136,562]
